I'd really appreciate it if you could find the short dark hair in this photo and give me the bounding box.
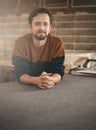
[28,8,53,25]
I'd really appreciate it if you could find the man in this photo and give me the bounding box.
[12,8,65,89]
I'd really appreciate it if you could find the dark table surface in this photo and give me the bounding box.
[0,74,96,130]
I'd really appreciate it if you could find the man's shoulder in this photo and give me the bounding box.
[16,33,32,41]
[49,34,61,40]
[15,33,32,45]
[48,34,64,45]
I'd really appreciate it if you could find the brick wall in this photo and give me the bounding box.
[52,12,96,53]
[0,14,29,60]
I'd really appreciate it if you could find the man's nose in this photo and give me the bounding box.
[40,24,45,30]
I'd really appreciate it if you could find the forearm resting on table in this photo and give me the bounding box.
[19,74,38,85]
[19,73,62,85]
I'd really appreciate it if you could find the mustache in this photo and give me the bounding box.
[37,30,46,33]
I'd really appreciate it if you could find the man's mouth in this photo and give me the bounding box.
[37,30,45,34]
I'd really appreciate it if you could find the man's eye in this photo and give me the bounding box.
[35,23,40,25]
[35,22,49,26]
[44,23,48,26]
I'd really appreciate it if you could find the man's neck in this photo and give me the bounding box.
[33,37,47,47]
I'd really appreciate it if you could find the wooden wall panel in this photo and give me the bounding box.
[52,13,96,53]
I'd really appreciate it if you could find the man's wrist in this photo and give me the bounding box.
[51,73,61,84]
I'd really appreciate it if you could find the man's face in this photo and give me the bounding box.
[29,13,51,40]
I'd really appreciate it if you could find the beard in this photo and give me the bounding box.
[32,30,48,40]
[33,34,47,40]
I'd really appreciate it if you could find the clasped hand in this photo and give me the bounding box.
[38,72,55,89]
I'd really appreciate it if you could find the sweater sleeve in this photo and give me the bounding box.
[48,37,65,78]
[12,38,31,80]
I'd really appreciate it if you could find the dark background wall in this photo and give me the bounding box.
[0,0,96,16]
